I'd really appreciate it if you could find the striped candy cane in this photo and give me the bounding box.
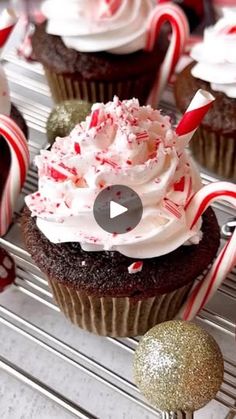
[0,115,29,236]
[178,182,236,321]
[146,3,189,107]
[0,8,17,53]
[0,8,18,115]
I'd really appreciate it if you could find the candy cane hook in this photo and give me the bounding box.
[146,3,189,107]
[178,182,236,320]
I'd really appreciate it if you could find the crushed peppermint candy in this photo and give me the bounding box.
[128,261,143,274]
[25,96,201,260]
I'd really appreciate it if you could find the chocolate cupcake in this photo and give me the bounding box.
[23,97,220,336]
[174,10,236,180]
[32,1,186,104]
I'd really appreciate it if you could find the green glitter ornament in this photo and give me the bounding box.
[46,100,91,144]
[133,320,223,413]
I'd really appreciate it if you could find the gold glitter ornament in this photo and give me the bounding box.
[133,320,224,412]
[46,100,91,144]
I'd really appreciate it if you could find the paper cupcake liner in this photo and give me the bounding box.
[48,277,193,337]
[43,66,155,105]
[190,127,236,181]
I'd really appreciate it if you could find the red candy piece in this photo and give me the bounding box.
[128,261,143,274]
[174,176,185,192]
[220,25,236,35]
[46,163,77,181]
[74,143,81,154]
[89,109,100,128]
[227,26,236,34]
[0,246,15,292]
[48,167,68,181]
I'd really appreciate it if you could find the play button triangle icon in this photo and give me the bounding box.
[93,185,143,234]
[110,201,128,219]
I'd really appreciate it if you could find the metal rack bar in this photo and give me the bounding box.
[0,355,96,419]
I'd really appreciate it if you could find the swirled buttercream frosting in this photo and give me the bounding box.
[41,0,153,54]
[191,9,236,98]
[25,97,202,258]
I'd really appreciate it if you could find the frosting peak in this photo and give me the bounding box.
[191,12,236,98]
[42,0,153,54]
[25,97,202,259]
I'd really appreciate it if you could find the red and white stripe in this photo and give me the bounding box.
[178,182,236,321]
[146,3,189,107]
[219,24,236,35]
[0,115,29,236]
[128,261,143,274]
[89,109,100,129]
[176,89,215,147]
[163,198,182,219]
[136,131,149,142]
[173,175,193,205]
[98,0,121,18]
[0,8,17,54]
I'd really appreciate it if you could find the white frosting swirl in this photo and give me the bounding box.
[25,97,202,259]
[42,0,153,54]
[191,9,236,98]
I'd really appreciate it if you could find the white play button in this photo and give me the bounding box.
[110,201,128,219]
[93,185,143,234]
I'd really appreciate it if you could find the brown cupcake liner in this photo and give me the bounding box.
[48,277,193,337]
[43,66,154,105]
[190,127,236,181]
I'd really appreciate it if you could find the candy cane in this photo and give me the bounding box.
[0,115,29,236]
[0,8,17,115]
[176,89,215,147]
[0,8,17,54]
[146,3,189,108]
[177,182,236,321]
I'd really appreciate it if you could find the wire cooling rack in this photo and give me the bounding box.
[0,50,235,419]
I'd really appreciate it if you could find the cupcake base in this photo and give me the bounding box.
[191,128,236,180]
[174,63,236,181]
[44,66,155,105]
[49,277,192,336]
[22,207,220,337]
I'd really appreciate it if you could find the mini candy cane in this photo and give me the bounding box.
[0,114,29,236]
[146,3,189,107]
[176,89,215,147]
[0,8,17,54]
[178,181,236,321]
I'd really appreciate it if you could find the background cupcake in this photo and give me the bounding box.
[32,0,188,105]
[175,8,236,180]
[22,97,220,337]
